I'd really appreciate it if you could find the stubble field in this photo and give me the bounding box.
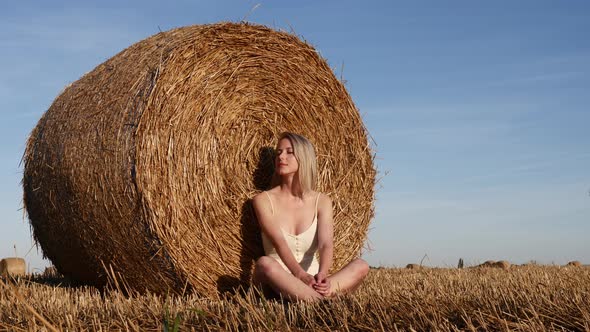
[1,265,589,331]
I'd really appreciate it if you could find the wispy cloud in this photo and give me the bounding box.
[376,180,590,223]
[528,52,590,67]
[0,8,143,53]
[483,51,590,87]
[0,7,148,116]
[361,98,544,121]
[457,151,590,186]
[488,71,585,87]
[373,122,518,141]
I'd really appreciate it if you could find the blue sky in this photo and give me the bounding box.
[1,1,589,271]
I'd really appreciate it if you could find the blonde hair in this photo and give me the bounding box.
[272,132,317,194]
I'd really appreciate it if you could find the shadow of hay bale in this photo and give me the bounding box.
[217,147,270,296]
[42,266,62,278]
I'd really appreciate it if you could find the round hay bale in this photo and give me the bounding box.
[22,22,375,295]
[0,257,26,277]
[566,261,581,267]
[492,260,511,269]
[478,260,496,268]
[405,264,422,270]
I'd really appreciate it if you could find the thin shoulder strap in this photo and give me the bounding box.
[314,193,321,219]
[264,191,275,215]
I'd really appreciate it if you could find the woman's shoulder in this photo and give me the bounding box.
[311,190,328,197]
[252,190,270,204]
[253,189,330,202]
[320,192,332,203]
[252,191,273,217]
[253,187,279,200]
[311,191,332,206]
[252,188,280,206]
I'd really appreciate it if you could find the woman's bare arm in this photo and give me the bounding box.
[316,194,334,276]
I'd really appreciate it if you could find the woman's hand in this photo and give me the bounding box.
[296,272,317,287]
[313,272,332,297]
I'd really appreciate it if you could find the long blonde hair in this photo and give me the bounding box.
[272,132,317,195]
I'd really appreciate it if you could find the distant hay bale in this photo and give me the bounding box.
[566,261,581,267]
[493,260,511,269]
[0,257,26,277]
[22,22,375,295]
[477,260,495,268]
[406,264,422,270]
[477,260,510,269]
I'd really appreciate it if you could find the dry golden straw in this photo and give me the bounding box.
[2,266,589,331]
[22,22,375,296]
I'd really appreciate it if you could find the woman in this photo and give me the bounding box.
[252,132,369,301]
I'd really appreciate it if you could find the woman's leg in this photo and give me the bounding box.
[253,256,323,302]
[326,258,369,296]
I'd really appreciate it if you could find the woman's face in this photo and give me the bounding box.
[275,138,299,176]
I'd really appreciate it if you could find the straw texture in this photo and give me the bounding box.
[23,22,375,296]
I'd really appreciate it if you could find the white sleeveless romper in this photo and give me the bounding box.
[261,192,320,275]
